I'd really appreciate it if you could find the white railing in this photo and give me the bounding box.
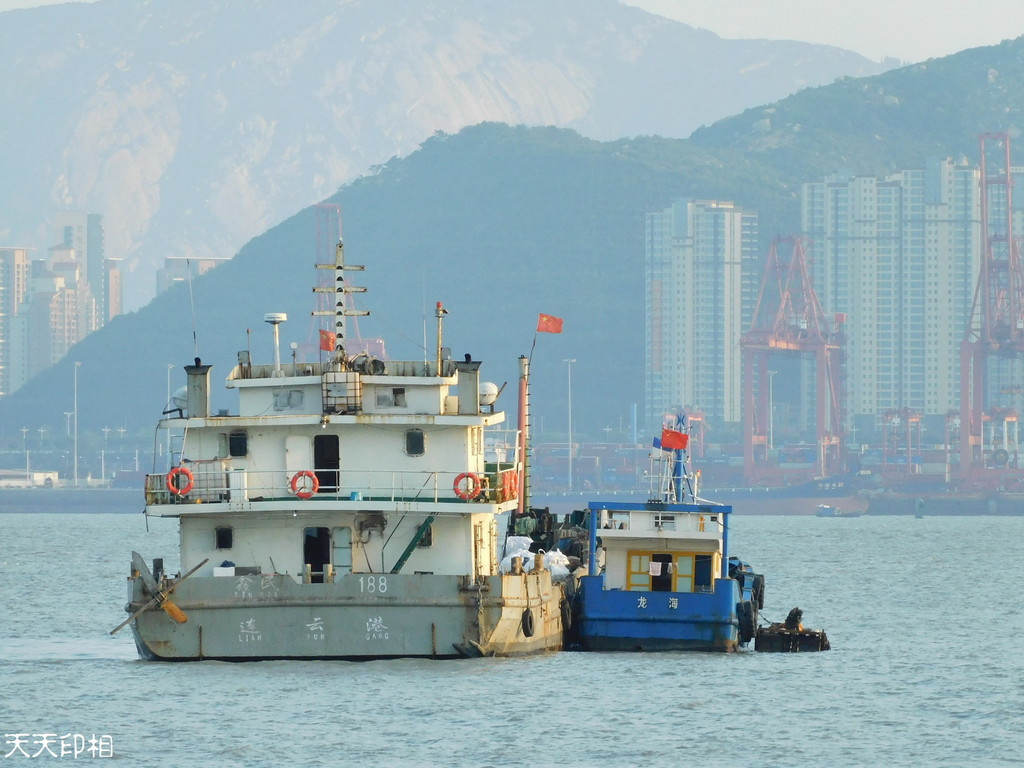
[146,463,521,507]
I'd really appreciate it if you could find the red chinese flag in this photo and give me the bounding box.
[319,329,336,352]
[661,428,689,450]
[537,313,563,333]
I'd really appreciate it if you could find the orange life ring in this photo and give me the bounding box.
[500,469,520,501]
[291,470,319,500]
[454,472,482,501]
[166,466,194,496]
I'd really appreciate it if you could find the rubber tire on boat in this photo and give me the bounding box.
[521,607,536,638]
[560,599,572,631]
[737,601,756,644]
[752,574,765,610]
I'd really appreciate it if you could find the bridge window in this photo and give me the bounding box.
[405,429,425,456]
[376,387,407,408]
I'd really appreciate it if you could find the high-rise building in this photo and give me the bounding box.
[0,247,32,397]
[1,212,119,401]
[801,158,981,425]
[52,211,120,323]
[645,199,759,431]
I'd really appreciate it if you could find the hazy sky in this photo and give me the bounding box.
[1,0,1023,64]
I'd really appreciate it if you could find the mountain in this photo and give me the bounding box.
[7,35,1024,463]
[0,0,890,309]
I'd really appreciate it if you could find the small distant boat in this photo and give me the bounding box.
[567,417,764,652]
[815,504,861,518]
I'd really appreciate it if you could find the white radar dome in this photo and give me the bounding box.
[171,386,188,410]
[479,381,499,406]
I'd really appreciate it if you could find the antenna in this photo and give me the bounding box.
[312,239,368,365]
[264,313,287,376]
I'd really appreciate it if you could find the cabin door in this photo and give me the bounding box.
[651,553,674,592]
[303,526,331,584]
[314,434,340,492]
[332,527,353,575]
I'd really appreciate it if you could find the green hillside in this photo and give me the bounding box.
[5,37,1024,458]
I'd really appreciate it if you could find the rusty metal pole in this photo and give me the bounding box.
[517,355,529,516]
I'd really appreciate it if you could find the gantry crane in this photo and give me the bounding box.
[740,236,846,484]
[959,133,1024,482]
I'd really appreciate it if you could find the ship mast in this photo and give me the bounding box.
[313,239,369,363]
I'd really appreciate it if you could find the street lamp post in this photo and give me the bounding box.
[768,370,778,452]
[563,358,576,491]
[21,426,28,483]
[166,364,174,467]
[101,426,110,482]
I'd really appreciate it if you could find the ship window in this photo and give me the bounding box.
[675,555,694,593]
[229,431,247,457]
[274,390,304,410]
[405,429,425,456]
[417,525,433,547]
[376,387,407,408]
[654,513,676,530]
[215,527,233,549]
[627,553,650,590]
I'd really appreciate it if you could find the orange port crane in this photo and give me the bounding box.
[959,133,1024,478]
[740,236,847,484]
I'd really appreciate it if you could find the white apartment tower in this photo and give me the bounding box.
[52,211,121,324]
[0,247,32,397]
[645,199,759,431]
[801,158,981,423]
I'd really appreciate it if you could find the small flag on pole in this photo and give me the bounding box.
[319,329,336,352]
[660,428,688,450]
[537,314,563,333]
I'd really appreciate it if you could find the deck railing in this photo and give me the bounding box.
[146,463,521,507]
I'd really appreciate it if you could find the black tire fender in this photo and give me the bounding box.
[752,574,765,610]
[521,607,536,638]
[737,600,756,644]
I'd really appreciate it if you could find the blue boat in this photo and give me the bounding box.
[570,419,763,652]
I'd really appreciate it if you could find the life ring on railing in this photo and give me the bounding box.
[453,472,482,501]
[291,470,319,500]
[166,466,194,496]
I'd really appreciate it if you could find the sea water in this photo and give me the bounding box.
[1,508,1022,767]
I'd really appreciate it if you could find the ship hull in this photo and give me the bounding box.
[865,492,1024,515]
[128,571,562,661]
[575,574,742,653]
